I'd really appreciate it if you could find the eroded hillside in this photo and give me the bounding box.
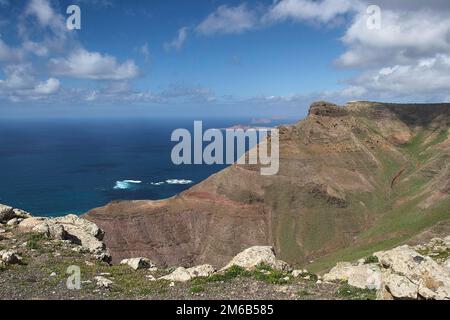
[85,101,450,271]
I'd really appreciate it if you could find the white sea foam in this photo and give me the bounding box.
[165,179,193,185]
[114,179,192,189]
[113,180,142,190]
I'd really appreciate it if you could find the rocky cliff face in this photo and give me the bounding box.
[84,101,450,270]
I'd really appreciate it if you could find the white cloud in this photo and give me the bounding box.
[164,27,189,51]
[194,0,360,37]
[159,83,216,103]
[196,4,258,35]
[85,90,98,101]
[3,0,450,106]
[82,88,158,104]
[349,54,450,96]
[0,64,35,89]
[19,0,141,83]
[0,0,142,105]
[26,0,55,27]
[34,78,60,94]
[336,9,450,68]
[0,64,60,101]
[20,0,71,58]
[329,1,450,100]
[49,49,140,80]
[0,38,24,62]
[103,81,132,94]
[189,0,450,101]
[253,0,450,101]
[264,0,360,24]
[78,83,216,105]
[340,85,367,98]
[22,41,49,56]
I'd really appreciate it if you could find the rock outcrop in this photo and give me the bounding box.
[160,264,216,282]
[0,204,112,262]
[375,245,450,300]
[0,208,30,244]
[94,276,114,288]
[18,217,47,231]
[222,246,290,271]
[324,236,450,300]
[20,214,110,262]
[32,220,67,240]
[323,262,381,290]
[0,250,22,265]
[0,204,31,225]
[160,246,288,282]
[120,257,156,270]
[0,204,15,223]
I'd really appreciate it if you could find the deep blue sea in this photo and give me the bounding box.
[0,117,279,217]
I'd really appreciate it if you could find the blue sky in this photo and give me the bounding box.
[1,0,450,118]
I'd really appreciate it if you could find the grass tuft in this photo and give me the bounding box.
[189,285,206,294]
[191,263,292,286]
[364,255,379,264]
[25,233,46,250]
[336,283,376,300]
[297,289,311,297]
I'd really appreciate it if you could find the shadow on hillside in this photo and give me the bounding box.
[382,103,450,127]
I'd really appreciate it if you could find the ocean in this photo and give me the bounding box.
[0,117,265,217]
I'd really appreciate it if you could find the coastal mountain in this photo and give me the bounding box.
[85,101,450,271]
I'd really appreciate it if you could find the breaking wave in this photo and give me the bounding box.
[150,182,165,186]
[165,179,193,185]
[114,179,193,189]
[149,179,194,186]
[113,180,142,190]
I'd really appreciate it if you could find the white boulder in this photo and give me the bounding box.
[53,214,104,240]
[443,258,450,272]
[187,264,216,278]
[292,270,304,278]
[94,276,114,288]
[6,218,19,226]
[120,257,156,270]
[323,262,382,290]
[375,245,450,300]
[0,250,22,265]
[161,267,192,282]
[382,272,418,299]
[12,209,32,219]
[160,264,216,282]
[222,246,290,271]
[18,215,110,261]
[18,217,47,232]
[0,204,14,223]
[32,221,67,240]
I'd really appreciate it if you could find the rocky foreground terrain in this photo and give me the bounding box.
[85,101,450,273]
[2,203,450,300]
